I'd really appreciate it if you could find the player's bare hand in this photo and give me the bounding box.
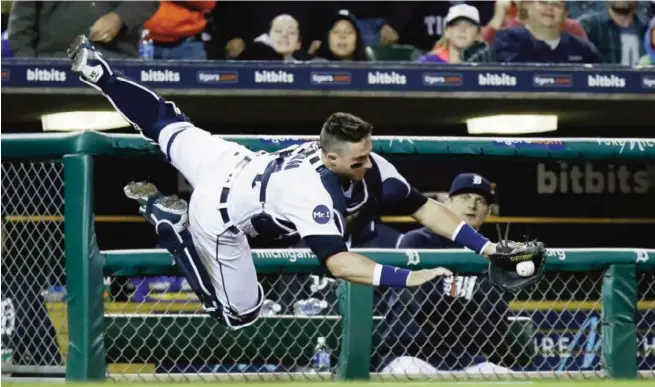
[406,267,453,287]
[481,242,498,258]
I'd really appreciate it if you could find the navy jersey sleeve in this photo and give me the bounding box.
[370,152,428,214]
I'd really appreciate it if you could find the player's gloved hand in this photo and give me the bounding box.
[406,267,453,287]
[487,224,547,293]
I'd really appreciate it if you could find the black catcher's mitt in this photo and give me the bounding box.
[488,224,547,293]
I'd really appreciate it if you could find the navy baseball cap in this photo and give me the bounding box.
[449,173,495,204]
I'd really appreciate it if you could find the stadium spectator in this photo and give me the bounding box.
[483,0,588,44]
[378,174,523,372]
[7,1,157,58]
[578,1,651,65]
[416,4,489,64]
[314,2,417,48]
[213,2,320,59]
[240,14,310,61]
[1,0,10,32]
[396,1,495,52]
[143,1,215,60]
[313,10,370,62]
[567,0,654,20]
[638,16,655,65]
[483,1,600,63]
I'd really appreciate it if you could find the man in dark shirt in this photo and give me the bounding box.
[491,0,600,63]
[379,173,525,372]
[577,0,651,65]
[8,1,157,58]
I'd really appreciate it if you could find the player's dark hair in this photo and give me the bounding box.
[320,112,373,153]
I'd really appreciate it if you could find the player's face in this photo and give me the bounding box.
[328,137,373,181]
[446,192,490,229]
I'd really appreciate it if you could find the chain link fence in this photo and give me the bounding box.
[638,271,655,378]
[100,270,654,381]
[0,161,651,380]
[1,161,66,374]
[104,273,344,381]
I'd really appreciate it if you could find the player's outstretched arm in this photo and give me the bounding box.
[412,198,497,257]
[323,250,452,287]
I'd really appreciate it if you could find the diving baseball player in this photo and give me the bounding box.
[67,35,544,330]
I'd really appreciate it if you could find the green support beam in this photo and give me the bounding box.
[601,264,637,379]
[336,281,373,380]
[63,154,106,381]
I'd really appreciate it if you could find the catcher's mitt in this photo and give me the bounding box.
[488,224,547,293]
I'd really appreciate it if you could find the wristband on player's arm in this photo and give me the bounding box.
[452,221,490,254]
[372,264,412,287]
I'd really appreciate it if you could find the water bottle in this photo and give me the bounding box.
[259,299,282,316]
[293,297,328,316]
[311,337,331,372]
[139,29,154,60]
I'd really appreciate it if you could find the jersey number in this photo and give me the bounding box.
[251,150,311,187]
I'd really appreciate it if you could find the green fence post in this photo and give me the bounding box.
[64,154,106,381]
[336,281,373,380]
[601,264,637,379]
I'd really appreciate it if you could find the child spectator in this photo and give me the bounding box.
[416,4,489,64]
[489,1,600,63]
[143,1,215,60]
[578,1,651,65]
[484,0,587,44]
[240,14,309,61]
[638,16,655,65]
[313,10,369,61]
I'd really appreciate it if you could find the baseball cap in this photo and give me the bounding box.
[449,173,495,204]
[445,4,481,26]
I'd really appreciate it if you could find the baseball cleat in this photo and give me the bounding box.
[124,181,189,232]
[67,35,112,83]
[124,181,161,204]
[141,195,189,233]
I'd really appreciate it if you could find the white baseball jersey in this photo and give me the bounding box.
[228,141,345,240]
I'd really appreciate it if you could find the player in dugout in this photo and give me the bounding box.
[377,173,534,374]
